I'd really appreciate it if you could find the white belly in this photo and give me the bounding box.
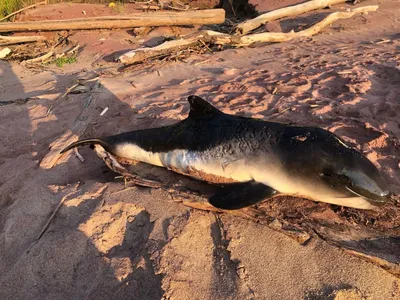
[115,143,253,182]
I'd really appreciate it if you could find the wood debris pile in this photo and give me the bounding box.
[0,0,379,68]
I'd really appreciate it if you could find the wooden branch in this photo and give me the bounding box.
[236,6,379,46]
[0,34,46,45]
[0,9,225,33]
[118,6,377,65]
[118,30,230,64]
[22,51,53,64]
[235,0,349,35]
[0,0,47,22]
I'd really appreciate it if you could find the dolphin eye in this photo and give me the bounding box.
[319,167,336,178]
[320,172,332,177]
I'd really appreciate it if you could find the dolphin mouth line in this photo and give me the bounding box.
[345,186,388,206]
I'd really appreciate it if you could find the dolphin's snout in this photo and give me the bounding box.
[378,189,390,198]
[343,167,390,204]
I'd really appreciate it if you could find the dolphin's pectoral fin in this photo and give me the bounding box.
[209,181,277,210]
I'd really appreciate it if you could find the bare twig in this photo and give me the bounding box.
[67,44,80,55]
[46,83,79,115]
[74,147,85,163]
[228,0,236,17]
[199,39,212,52]
[55,44,80,59]
[0,35,46,46]
[36,188,76,241]
[376,39,391,44]
[279,107,292,114]
[22,51,54,64]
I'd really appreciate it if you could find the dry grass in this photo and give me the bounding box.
[0,0,32,20]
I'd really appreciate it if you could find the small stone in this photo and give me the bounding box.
[236,267,246,279]
[269,219,282,229]
[0,48,11,59]
[223,68,237,76]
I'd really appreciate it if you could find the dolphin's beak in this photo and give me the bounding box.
[342,167,391,206]
[345,185,391,206]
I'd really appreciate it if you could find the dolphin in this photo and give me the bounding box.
[60,95,391,210]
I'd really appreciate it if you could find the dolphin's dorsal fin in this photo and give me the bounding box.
[187,95,223,118]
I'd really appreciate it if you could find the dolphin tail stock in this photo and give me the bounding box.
[60,138,108,154]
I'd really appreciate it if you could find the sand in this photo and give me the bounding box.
[0,0,400,299]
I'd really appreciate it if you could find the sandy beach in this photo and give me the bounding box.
[0,0,399,299]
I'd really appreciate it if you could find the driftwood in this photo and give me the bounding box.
[118,30,230,64]
[236,5,378,46]
[0,34,46,46]
[0,9,225,33]
[84,147,400,278]
[236,0,349,34]
[22,51,53,64]
[118,6,377,65]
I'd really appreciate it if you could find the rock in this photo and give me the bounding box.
[0,48,11,59]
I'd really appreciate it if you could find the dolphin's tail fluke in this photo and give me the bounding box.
[60,139,108,154]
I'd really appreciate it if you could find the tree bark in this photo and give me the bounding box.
[0,9,225,33]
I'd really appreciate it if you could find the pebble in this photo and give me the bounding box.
[0,47,11,59]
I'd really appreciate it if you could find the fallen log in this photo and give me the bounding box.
[0,9,225,33]
[0,34,46,45]
[236,5,378,46]
[118,5,377,65]
[235,0,350,34]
